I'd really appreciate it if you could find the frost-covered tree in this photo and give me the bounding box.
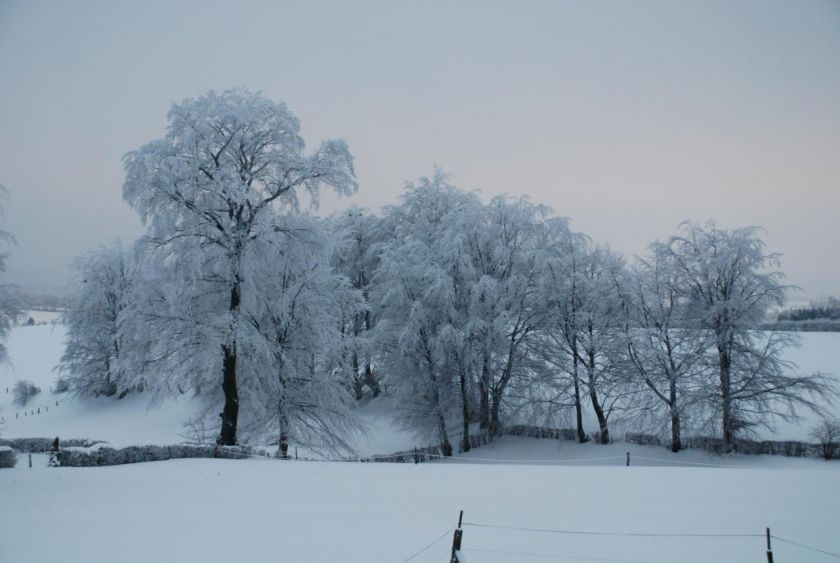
[542,236,628,444]
[122,89,356,445]
[0,185,20,364]
[664,222,834,451]
[235,216,364,453]
[374,171,482,455]
[330,207,383,399]
[465,195,548,439]
[535,221,590,442]
[623,245,709,452]
[58,243,136,398]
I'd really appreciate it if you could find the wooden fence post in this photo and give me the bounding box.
[626,452,630,467]
[766,528,774,563]
[450,510,464,563]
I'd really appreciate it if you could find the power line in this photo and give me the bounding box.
[631,455,756,469]
[402,527,453,562]
[772,535,840,560]
[462,522,763,539]
[462,547,653,562]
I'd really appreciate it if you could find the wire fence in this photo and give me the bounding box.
[400,512,840,563]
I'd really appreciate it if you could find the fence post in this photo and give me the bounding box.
[450,510,464,563]
[626,451,630,467]
[414,447,419,464]
[28,454,32,468]
[766,528,774,563]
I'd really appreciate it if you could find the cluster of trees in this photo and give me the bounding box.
[778,297,840,322]
[769,297,840,332]
[0,185,21,367]
[58,89,834,454]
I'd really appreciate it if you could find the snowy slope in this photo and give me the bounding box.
[0,325,419,453]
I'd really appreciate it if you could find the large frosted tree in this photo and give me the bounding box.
[122,89,356,445]
[374,171,481,455]
[664,222,834,451]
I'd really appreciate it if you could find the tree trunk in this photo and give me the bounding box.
[478,355,490,431]
[571,342,586,443]
[438,413,452,457]
[587,354,609,444]
[351,351,364,400]
[218,279,241,446]
[459,366,471,452]
[668,377,682,453]
[719,346,734,453]
[219,342,239,445]
[489,387,504,439]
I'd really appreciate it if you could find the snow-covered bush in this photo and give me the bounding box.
[810,417,840,460]
[53,377,70,394]
[0,446,16,468]
[12,380,40,407]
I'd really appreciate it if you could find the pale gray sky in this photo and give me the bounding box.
[1,0,838,300]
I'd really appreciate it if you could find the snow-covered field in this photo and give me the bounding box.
[2,446,839,563]
[1,325,840,563]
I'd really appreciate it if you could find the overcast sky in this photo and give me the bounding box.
[0,0,838,300]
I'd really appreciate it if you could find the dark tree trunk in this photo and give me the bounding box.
[587,354,609,444]
[218,280,241,446]
[719,345,734,452]
[571,343,586,443]
[351,351,364,400]
[489,387,504,439]
[219,343,239,445]
[668,376,682,452]
[478,356,490,431]
[459,366,471,452]
[438,413,452,457]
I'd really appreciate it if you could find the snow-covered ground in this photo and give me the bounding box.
[0,324,419,454]
[1,445,838,563]
[2,325,839,562]
[2,324,838,450]
[16,309,64,325]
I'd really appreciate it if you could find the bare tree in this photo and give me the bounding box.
[624,245,709,452]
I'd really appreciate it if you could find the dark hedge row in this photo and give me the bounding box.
[57,444,252,467]
[0,448,16,468]
[0,438,104,453]
[625,432,838,459]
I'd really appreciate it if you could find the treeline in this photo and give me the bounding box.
[766,298,840,332]
[56,89,835,456]
[779,298,840,322]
